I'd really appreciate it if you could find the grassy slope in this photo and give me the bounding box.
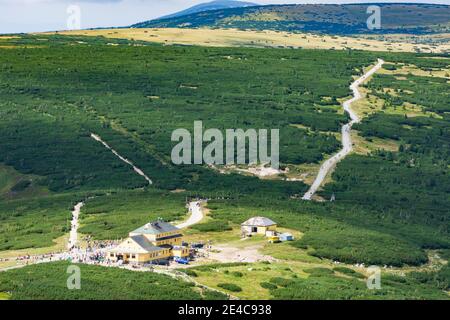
[0,34,449,299]
[134,3,450,35]
[0,164,49,199]
[58,28,450,54]
[184,262,449,299]
[78,189,187,239]
[0,261,227,300]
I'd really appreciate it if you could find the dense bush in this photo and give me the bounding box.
[0,262,218,300]
[304,267,334,276]
[10,180,31,192]
[268,271,449,299]
[181,269,198,278]
[231,271,244,278]
[260,282,277,290]
[333,267,365,279]
[217,283,242,292]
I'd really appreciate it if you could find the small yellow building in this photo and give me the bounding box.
[172,246,190,258]
[241,217,277,237]
[107,220,188,264]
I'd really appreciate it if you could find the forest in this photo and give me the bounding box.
[0,34,449,299]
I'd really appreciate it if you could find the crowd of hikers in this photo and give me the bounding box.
[1,237,121,268]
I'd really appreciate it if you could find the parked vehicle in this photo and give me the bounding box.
[279,233,294,242]
[145,259,169,266]
[267,236,280,243]
[174,257,189,264]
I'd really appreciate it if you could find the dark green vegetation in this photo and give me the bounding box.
[265,268,449,299]
[0,34,371,194]
[134,3,450,35]
[368,73,450,114]
[158,0,257,20]
[333,266,365,279]
[317,61,450,263]
[78,189,186,239]
[0,34,449,299]
[207,197,433,266]
[191,219,232,232]
[0,194,75,250]
[0,262,227,300]
[0,34,374,247]
[0,164,48,199]
[202,55,450,269]
[217,283,243,292]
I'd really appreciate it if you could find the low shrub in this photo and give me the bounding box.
[333,267,365,279]
[260,282,277,290]
[217,283,242,292]
[304,267,334,276]
[181,269,198,277]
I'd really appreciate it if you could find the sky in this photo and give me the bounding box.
[0,0,448,34]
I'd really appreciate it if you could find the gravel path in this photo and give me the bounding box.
[176,201,204,229]
[302,59,385,200]
[68,202,84,250]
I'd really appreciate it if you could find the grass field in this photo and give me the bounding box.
[78,189,187,239]
[182,256,449,299]
[56,28,450,54]
[0,164,49,200]
[133,3,450,37]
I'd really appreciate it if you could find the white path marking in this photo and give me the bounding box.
[90,133,153,185]
[302,59,385,200]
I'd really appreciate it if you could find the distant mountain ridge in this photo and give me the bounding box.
[157,0,258,20]
[132,3,450,35]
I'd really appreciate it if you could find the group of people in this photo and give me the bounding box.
[1,239,121,268]
[1,251,66,266]
[67,237,120,265]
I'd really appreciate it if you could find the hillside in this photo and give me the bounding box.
[157,0,257,20]
[132,3,450,35]
[0,33,449,300]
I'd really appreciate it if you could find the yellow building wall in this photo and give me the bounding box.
[139,230,182,243]
[146,249,172,261]
[154,236,182,247]
[172,247,190,258]
[108,229,185,264]
[108,248,172,263]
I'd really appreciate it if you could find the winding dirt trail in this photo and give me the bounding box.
[302,59,385,200]
[176,201,204,229]
[68,202,84,250]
